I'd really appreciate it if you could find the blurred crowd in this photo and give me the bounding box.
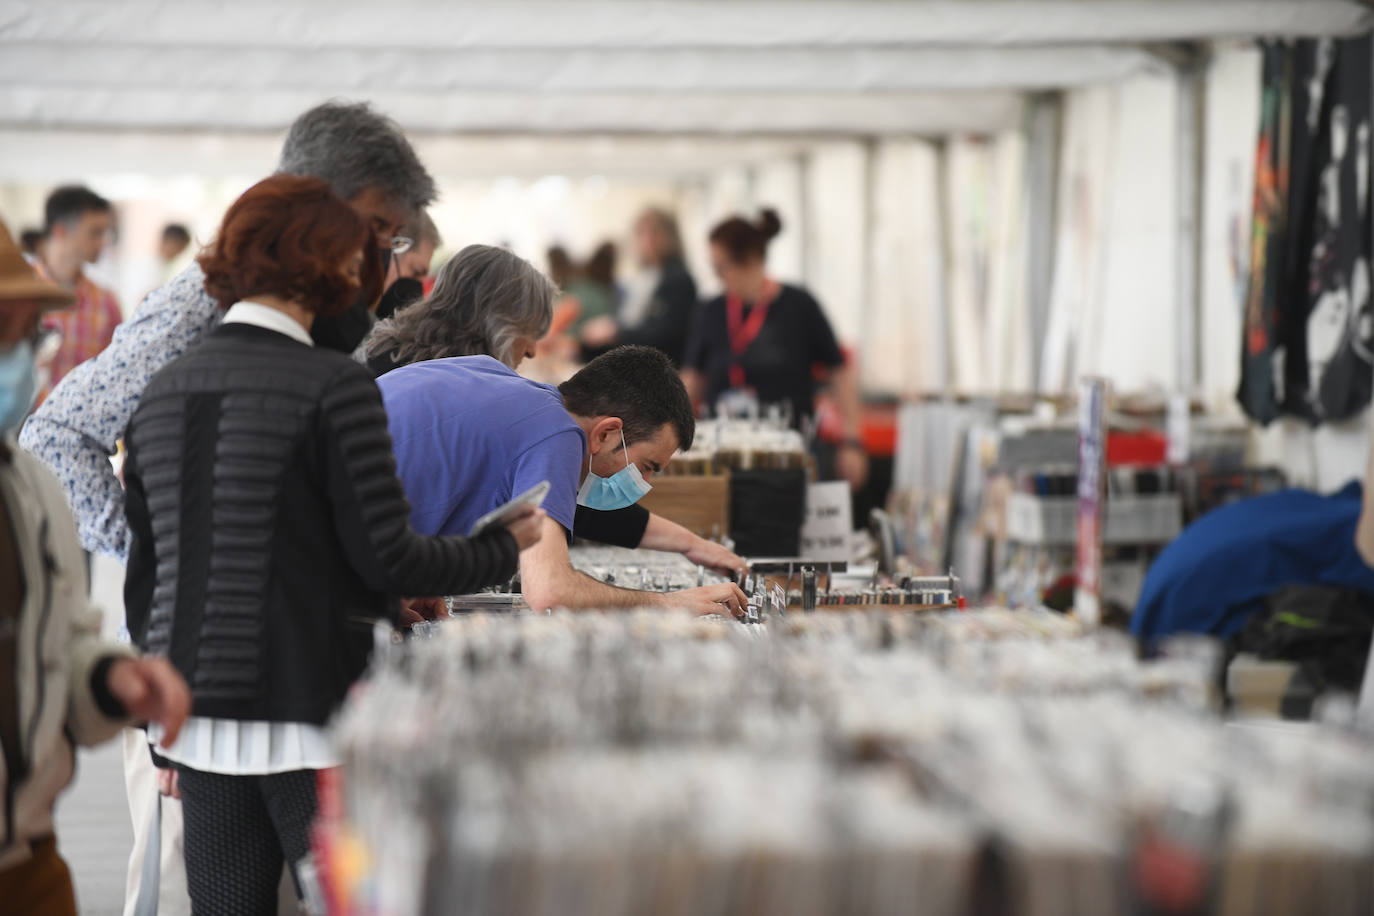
[0,99,868,915]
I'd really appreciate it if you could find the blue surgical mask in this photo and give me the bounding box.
[577,429,653,510]
[0,340,37,434]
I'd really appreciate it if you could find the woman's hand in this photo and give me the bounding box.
[837,443,870,492]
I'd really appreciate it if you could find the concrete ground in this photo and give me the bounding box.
[54,553,134,915]
[56,740,131,915]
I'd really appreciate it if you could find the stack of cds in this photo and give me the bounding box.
[332,611,1374,916]
[664,419,809,476]
[568,544,730,591]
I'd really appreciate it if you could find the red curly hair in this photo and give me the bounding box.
[198,174,383,315]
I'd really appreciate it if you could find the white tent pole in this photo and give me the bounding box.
[1024,91,1062,390]
[1174,47,1207,395]
[934,139,954,394]
[860,137,878,377]
[743,164,759,210]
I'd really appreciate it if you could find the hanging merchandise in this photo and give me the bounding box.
[1239,42,1294,424]
[1239,35,1374,424]
[1295,34,1373,421]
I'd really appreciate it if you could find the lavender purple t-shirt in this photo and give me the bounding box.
[377,356,585,537]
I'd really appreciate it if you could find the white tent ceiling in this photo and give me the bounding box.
[1,0,1370,175]
[0,129,817,181]
[4,1,1370,49]
[2,1,1370,134]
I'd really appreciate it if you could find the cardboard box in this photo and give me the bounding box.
[639,474,731,541]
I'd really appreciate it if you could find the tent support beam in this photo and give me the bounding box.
[934,139,954,393]
[1024,91,1061,392]
[1174,45,1208,395]
[860,137,879,371]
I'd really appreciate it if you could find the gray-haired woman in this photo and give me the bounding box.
[365,243,556,378]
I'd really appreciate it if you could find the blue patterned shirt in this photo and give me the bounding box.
[19,264,221,560]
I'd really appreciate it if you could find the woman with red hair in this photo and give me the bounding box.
[121,175,542,914]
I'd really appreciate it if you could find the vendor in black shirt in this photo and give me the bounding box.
[683,209,869,490]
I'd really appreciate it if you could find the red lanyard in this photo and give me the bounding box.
[725,279,779,389]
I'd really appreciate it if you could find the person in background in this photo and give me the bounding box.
[19,228,42,257]
[371,212,437,323]
[29,186,122,404]
[158,223,191,267]
[682,208,869,491]
[20,100,436,916]
[122,176,540,916]
[366,245,745,578]
[396,211,441,281]
[547,245,574,289]
[0,220,190,916]
[538,245,581,359]
[564,241,619,336]
[580,207,699,367]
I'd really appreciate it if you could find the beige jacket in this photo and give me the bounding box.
[0,433,133,870]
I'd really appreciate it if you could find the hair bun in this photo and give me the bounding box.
[757,208,783,240]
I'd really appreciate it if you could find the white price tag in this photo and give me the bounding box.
[800,481,853,562]
[1166,393,1190,465]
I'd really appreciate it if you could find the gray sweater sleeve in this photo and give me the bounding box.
[319,364,519,595]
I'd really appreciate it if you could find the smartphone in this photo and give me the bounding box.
[468,480,551,537]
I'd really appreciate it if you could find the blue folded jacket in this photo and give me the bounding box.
[1132,482,1374,643]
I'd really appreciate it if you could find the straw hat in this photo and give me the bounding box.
[0,220,74,310]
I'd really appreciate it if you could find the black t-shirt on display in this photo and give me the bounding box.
[685,283,845,426]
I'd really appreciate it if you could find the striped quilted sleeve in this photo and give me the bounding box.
[318,362,519,595]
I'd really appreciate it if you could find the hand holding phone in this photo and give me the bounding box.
[469,480,552,537]
[503,507,545,551]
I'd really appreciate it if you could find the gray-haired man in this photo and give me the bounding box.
[19,100,437,916]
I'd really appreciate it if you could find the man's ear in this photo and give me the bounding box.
[588,416,624,455]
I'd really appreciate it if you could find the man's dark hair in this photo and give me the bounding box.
[19,228,43,255]
[43,185,112,234]
[559,346,695,451]
[162,223,191,245]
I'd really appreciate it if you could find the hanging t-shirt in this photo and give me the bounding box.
[1293,33,1374,422]
[684,283,845,427]
[1237,42,1292,425]
[1239,34,1373,424]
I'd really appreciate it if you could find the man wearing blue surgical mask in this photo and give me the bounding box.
[0,222,189,913]
[576,427,654,510]
[379,345,747,616]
